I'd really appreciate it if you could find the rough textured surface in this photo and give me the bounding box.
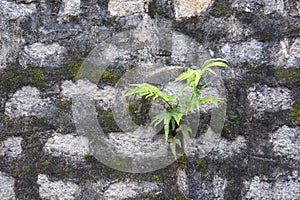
[174,0,212,19]
[108,0,148,16]
[103,181,161,199]
[220,40,264,66]
[273,38,300,68]
[247,84,293,112]
[0,0,36,19]
[212,136,247,159]
[0,137,23,158]
[20,42,66,68]
[44,133,89,160]
[244,171,300,200]
[58,0,81,23]
[0,171,15,200]
[61,80,116,109]
[37,174,80,200]
[5,86,54,118]
[186,175,226,199]
[270,125,299,160]
[233,0,285,15]
[0,0,299,199]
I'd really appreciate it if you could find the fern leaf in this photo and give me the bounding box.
[178,124,192,142]
[199,96,224,107]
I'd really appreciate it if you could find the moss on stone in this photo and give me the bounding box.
[9,18,18,22]
[23,165,30,173]
[104,17,117,26]
[210,0,228,18]
[128,103,137,115]
[83,154,92,161]
[98,108,121,133]
[56,100,72,110]
[12,167,20,176]
[28,68,45,86]
[290,99,300,124]
[69,61,81,78]
[229,114,238,121]
[260,31,270,42]
[152,175,159,181]
[101,67,121,84]
[197,158,207,173]
[68,15,77,20]
[275,69,298,83]
[217,162,232,174]
[177,154,188,168]
[5,66,22,91]
[148,0,163,18]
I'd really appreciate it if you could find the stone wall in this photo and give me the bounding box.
[0,0,299,199]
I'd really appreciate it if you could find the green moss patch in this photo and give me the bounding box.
[290,99,300,125]
[210,0,229,18]
[148,0,163,18]
[197,158,207,173]
[275,69,298,83]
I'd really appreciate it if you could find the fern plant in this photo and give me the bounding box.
[125,58,228,158]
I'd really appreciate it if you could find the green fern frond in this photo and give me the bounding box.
[125,83,177,103]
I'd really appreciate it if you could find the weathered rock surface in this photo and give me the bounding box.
[44,132,89,160]
[174,0,212,19]
[274,38,300,68]
[61,79,117,109]
[0,0,299,199]
[37,174,80,200]
[103,181,161,199]
[221,40,264,66]
[212,136,247,159]
[19,42,66,68]
[5,86,54,118]
[247,84,293,112]
[244,171,300,200]
[108,0,148,16]
[0,137,23,158]
[0,171,15,200]
[233,0,286,15]
[270,125,299,160]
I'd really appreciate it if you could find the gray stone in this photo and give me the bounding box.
[57,0,81,23]
[244,171,300,200]
[174,0,212,19]
[108,0,148,16]
[0,171,15,200]
[247,84,293,112]
[19,42,66,68]
[61,80,117,109]
[103,181,161,199]
[0,137,23,158]
[177,169,188,194]
[0,32,23,69]
[0,0,35,69]
[171,32,211,65]
[212,136,247,160]
[221,39,264,66]
[212,175,226,200]
[37,174,80,200]
[232,0,285,15]
[270,126,299,160]
[44,132,89,160]
[0,0,36,20]
[273,38,300,68]
[5,86,54,118]
[188,175,226,199]
[184,127,221,159]
[263,0,285,15]
[79,180,106,199]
